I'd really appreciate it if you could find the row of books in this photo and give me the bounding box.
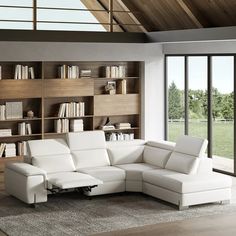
[105,65,126,78]
[0,141,27,158]
[14,65,35,80]
[55,119,84,133]
[106,132,134,142]
[58,102,85,118]
[59,65,80,79]
[0,129,12,137]
[0,102,23,120]
[18,122,32,135]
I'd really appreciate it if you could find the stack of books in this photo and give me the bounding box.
[14,65,35,80]
[58,102,85,117]
[0,105,6,120]
[59,65,79,79]
[105,65,126,78]
[18,122,32,135]
[115,123,131,129]
[54,119,69,133]
[70,119,84,132]
[4,143,16,157]
[0,129,12,137]
[5,102,23,120]
[18,141,27,156]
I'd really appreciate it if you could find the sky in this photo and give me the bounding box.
[167,56,234,94]
[0,0,106,31]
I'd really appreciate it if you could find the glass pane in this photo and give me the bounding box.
[37,22,106,32]
[212,56,234,173]
[38,9,108,24]
[167,56,185,142]
[0,0,32,7]
[0,7,32,21]
[38,0,102,10]
[0,21,32,30]
[188,56,208,140]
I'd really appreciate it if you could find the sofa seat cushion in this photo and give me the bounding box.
[143,169,232,194]
[116,163,159,181]
[47,172,103,189]
[79,166,126,182]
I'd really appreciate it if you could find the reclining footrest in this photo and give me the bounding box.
[47,172,103,190]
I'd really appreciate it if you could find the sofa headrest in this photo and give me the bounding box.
[174,135,208,157]
[146,140,175,151]
[27,139,70,157]
[66,131,106,151]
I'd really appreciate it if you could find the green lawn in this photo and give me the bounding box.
[168,121,234,159]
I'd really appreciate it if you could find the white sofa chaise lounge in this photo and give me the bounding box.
[5,131,232,210]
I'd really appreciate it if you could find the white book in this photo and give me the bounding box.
[26,123,32,135]
[29,67,35,79]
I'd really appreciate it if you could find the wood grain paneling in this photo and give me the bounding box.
[44,79,94,97]
[0,80,42,99]
[94,94,139,116]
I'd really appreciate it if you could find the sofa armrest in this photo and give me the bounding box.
[6,163,46,177]
[197,157,213,174]
[5,163,47,204]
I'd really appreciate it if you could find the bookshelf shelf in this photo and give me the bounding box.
[101,127,140,132]
[0,134,42,139]
[0,118,42,122]
[44,115,93,120]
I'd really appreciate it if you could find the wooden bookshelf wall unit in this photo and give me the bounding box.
[0,61,142,189]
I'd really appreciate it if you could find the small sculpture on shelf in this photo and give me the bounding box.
[27,110,34,119]
[105,81,116,95]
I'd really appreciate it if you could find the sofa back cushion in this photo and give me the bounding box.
[143,146,172,168]
[107,140,145,165]
[165,152,200,174]
[66,131,110,169]
[28,139,76,174]
[165,135,208,175]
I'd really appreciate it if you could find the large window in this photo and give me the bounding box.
[0,0,143,32]
[166,55,235,175]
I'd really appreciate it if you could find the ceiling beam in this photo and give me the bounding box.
[176,0,210,28]
[116,0,147,32]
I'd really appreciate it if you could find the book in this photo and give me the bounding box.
[70,119,84,132]
[0,105,6,120]
[117,79,127,94]
[0,143,6,157]
[0,129,12,137]
[0,65,1,80]
[6,101,23,120]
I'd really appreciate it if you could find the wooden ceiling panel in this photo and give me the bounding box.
[81,0,236,32]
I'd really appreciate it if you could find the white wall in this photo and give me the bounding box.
[0,41,165,141]
[163,40,236,54]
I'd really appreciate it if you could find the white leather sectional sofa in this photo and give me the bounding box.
[5,131,232,210]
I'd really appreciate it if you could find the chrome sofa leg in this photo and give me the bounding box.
[178,202,189,211]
